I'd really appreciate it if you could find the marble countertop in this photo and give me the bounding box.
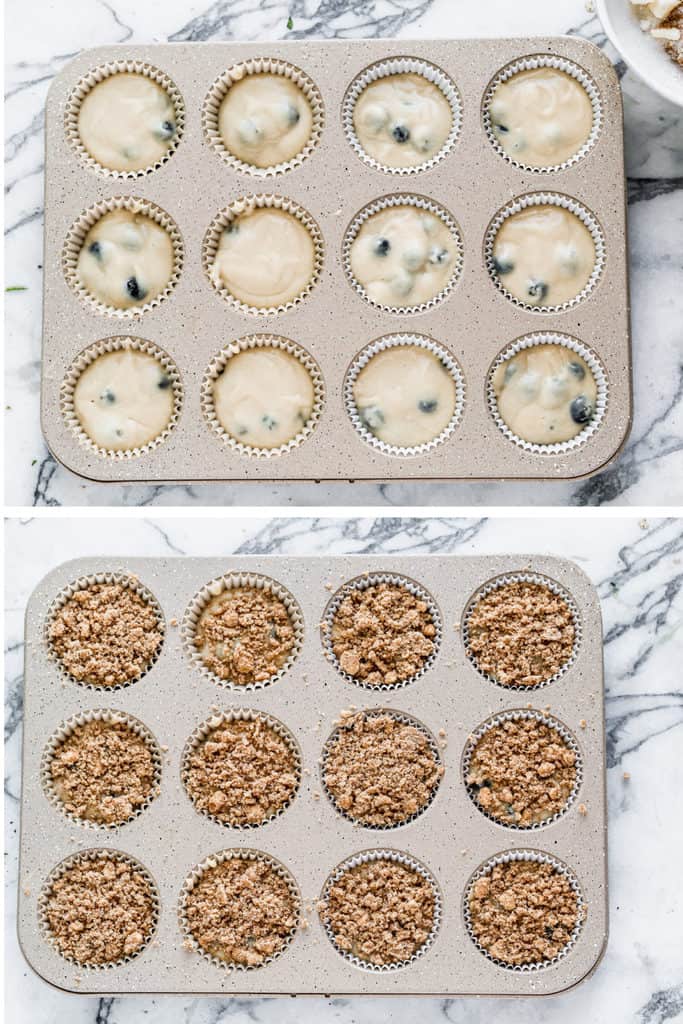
[5,0,683,507]
[5,514,683,1021]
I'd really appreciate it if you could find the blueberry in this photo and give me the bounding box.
[286,103,300,126]
[262,414,278,430]
[418,398,438,413]
[88,241,102,259]
[156,120,175,141]
[545,925,554,940]
[494,122,509,134]
[101,388,116,404]
[374,237,390,257]
[568,360,586,380]
[360,405,385,431]
[115,428,124,437]
[527,279,549,303]
[125,276,146,301]
[226,221,239,236]
[493,256,514,275]
[158,375,171,390]
[428,246,449,265]
[570,395,593,425]
[236,425,249,436]
[503,362,518,383]
[391,124,410,143]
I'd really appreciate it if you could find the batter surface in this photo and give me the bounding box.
[350,206,457,307]
[77,209,174,309]
[492,344,598,445]
[73,348,175,450]
[213,347,315,448]
[352,72,452,167]
[211,206,315,308]
[492,204,596,307]
[489,67,593,167]
[353,345,457,447]
[218,73,313,167]
[77,72,177,172]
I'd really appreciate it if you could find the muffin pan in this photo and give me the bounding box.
[41,37,630,483]
[18,554,608,995]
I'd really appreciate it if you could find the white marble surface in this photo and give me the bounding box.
[5,514,683,1021]
[4,0,683,507]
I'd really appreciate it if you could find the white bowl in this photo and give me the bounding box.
[596,0,683,106]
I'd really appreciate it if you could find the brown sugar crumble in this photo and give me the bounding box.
[323,711,443,826]
[466,581,575,687]
[44,854,155,966]
[184,857,298,967]
[466,717,577,826]
[321,859,435,965]
[468,860,581,966]
[48,582,162,687]
[330,582,436,686]
[184,716,299,826]
[194,586,295,685]
[49,718,157,825]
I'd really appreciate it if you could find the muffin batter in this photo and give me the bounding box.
[76,209,174,310]
[73,348,175,451]
[350,206,457,307]
[492,344,598,444]
[352,72,452,167]
[492,204,596,307]
[353,345,456,446]
[218,73,313,167]
[211,206,315,308]
[77,72,177,172]
[488,67,593,167]
[213,347,315,448]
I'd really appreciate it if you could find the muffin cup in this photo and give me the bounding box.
[343,193,463,313]
[463,849,585,971]
[181,708,302,828]
[487,331,609,455]
[462,571,582,691]
[201,334,325,458]
[178,848,301,971]
[59,335,183,460]
[62,195,183,318]
[38,848,160,969]
[202,194,324,316]
[202,58,324,176]
[319,848,441,972]
[40,708,162,830]
[344,332,465,457]
[482,55,602,173]
[64,59,185,178]
[343,56,462,175]
[462,708,583,829]
[182,571,304,692]
[484,192,605,312]
[320,707,443,829]
[321,571,442,691]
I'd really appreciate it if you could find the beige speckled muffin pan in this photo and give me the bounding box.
[18,555,608,995]
[41,38,630,483]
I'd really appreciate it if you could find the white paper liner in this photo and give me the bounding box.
[321,572,442,691]
[45,571,165,692]
[484,192,605,312]
[202,58,324,177]
[342,56,462,175]
[201,334,325,458]
[40,708,162,830]
[38,848,160,969]
[59,335,183,460]
[463,849,586,971]
[181,571,304,692]
[319,848,441,972]
[181,708,302,829]
[320,707,443,829]
[462,571,582,692]
[178,848,301,971]
[462,708,583,829]
[62,195,184,318]
[202,195,324,316]
[343,193,463,313]
[344,332,465,457]
[482,54,603,173]
[487,332,609,455]
[64,59,185,178]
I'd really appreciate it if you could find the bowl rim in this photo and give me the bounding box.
[595,0,683,106]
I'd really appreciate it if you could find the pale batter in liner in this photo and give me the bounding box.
[76,209,174,310]
[492,205,596,307]
[212,347,315,448]
[492,344,598,445]
[218,73,313,168]
[352,72,452,167]
[353,346,457,447]
[77,72,177,172]
[488,67,593,168]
